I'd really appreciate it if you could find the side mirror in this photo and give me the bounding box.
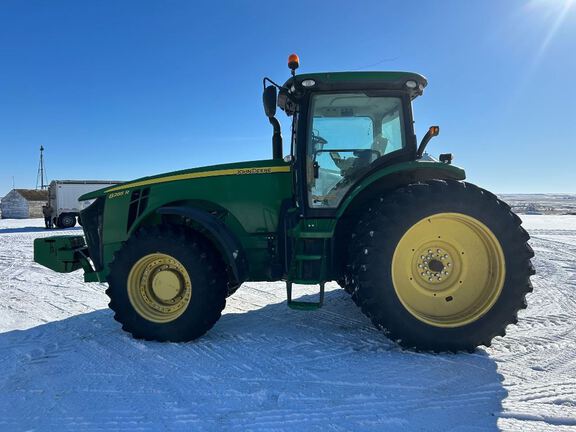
[263,85,277,118]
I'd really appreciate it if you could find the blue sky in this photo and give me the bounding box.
[0,0,574,196]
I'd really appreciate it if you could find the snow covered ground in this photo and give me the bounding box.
[0,216,575,431]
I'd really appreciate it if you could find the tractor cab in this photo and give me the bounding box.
[261,56,447,309]
[263,54,430,217]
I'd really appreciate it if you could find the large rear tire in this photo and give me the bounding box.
[107,225,228,342]
[346,180,534,352]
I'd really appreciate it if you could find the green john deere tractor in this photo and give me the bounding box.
[34,54,534,352]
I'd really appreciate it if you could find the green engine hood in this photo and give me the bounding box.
[79,159,291,201]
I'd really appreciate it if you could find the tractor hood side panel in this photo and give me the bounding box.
[96,160,293,281]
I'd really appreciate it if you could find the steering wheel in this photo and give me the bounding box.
[329,149,381,170]
[328,151,351,172]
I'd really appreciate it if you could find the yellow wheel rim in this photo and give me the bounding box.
[391,213,505,328]
[127,253,192,323]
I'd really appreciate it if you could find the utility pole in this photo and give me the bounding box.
[36,146,48,190]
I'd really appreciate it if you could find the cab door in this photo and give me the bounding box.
[298,91,413,215]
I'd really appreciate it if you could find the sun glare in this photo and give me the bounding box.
[527,0,575,60]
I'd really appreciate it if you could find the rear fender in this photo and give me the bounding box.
[336,161,466,218]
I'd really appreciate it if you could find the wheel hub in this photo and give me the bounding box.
[151,268,183,302]
[127,253,192,323]
[428,258,444,273]
[415,246,453,285]
[392,213,506,328]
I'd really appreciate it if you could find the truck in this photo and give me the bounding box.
[33,55,534,352]
[48,180,120,228]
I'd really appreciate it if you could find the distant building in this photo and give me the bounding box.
[0,189,48,219]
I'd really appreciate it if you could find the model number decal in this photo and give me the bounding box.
[108,190,130,199]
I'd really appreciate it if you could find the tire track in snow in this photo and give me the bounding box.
[1,217,576,431]
[488,226,576,430]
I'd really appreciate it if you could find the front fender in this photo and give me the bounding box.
[156,206,249,284]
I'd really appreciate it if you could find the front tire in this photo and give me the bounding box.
[107,225,228,342]
[347,180,534,352]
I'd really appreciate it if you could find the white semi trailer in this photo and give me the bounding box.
[48,180,120,228]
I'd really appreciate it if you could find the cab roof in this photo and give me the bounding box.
[283,71,427,99]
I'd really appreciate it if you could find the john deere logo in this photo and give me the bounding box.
[236,168,273,175]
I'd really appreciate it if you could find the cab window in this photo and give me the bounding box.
[307,93,406,208]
